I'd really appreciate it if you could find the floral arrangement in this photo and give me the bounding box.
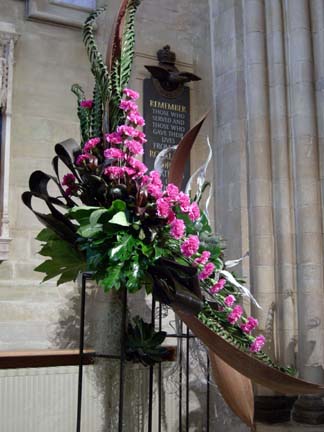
[73,87,269,353]
[22,5,324,427]
[21,4,289,372]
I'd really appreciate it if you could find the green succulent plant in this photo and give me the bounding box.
[126,316,168,367]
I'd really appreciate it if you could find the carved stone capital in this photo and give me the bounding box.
[0,21,18,260]
[0,22,18,112]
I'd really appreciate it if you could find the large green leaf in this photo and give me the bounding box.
[77,223,103,238]
[36,228,58,242]
[101,263,123,291]
[35,228,86,285]
[110,234,135,261]
[108,211,130,226]
[89,208,109,226]
[69,206,99,222]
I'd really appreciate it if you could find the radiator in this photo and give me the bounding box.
[0,366,102,432]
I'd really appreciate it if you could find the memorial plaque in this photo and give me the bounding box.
[143,78,190,187]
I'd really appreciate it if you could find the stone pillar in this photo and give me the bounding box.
[283,0,324,424]
[265,0,297,367]
[243,0,276,355]
[211,0,249,282]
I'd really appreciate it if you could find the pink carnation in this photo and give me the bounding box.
[170,218,185,239]
[156,198,171,218]
[177,191,190,212]
[133,130,147,144]
[147,183,163,199]
[249,335,266,353]
[80,99,93,108]
[198,262,215,280]
[76,153,91,165]
[64,186,75,196]
[149,171,163,187]
[167,210,176,223]
[228,305,243,324]
[123,88,140,100]
[119,100,138,112]
[125,140,144,155]
[83,137,101,152]
[117,125,137,138]
[125,167,136,176]
[140,175,150,186]
[180,235,200,257]
[166,183,179,200]
[188,202,200,221]
[127,112,145,126]
[241,317,259,334]
[62,173,76,186]
[104,148,125,160]
[105,132,123,145]
[127,156,148,176]
[209,278,226,294]
[104,166,125,179]
[195,251,211,266]
[224,294,236,307]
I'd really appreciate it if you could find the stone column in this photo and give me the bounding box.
[243,0,276,354]
[283,0,324,424]
[265,0,297,367]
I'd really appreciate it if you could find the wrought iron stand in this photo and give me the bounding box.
[76,272,211,432]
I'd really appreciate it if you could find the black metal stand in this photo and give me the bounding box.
[76,273,211,432]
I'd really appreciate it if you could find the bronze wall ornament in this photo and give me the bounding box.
[145,45,201,96]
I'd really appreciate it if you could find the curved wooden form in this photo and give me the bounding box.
[176,309,324,395]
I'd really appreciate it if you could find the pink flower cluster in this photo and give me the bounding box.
[210,278,226,294]
[240,316,259,334]
[170,219,185,239]
[83,137,101,153]
[180,235,200,257]
[228,305,243,324]
[80,99,93,109]
[76,137,102,168]
[155,184,201,223]
[100,88,149,181]
[62,173,77,196]
[75,88,147,176]
[199,262,215,280]
[143,170,164,200]
[76,153,91,166]
[195,251,211,266]
[224,294,235,307]
[249,335,266,353]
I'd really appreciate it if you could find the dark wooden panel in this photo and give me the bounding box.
[0,349,95,369]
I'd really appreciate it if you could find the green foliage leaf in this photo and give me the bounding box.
[110,234,135,261]
[69,206,99,221]
[101,263,123,291]
[109,211,130,226]
[90,208,109,226]
[126,316,168,367]
[77,223,103,238]
[35,228,86,285]
[82,7,110,127]
[36,228,58,242]
[90,81,103,137]
[109,1,141,130]
[71,83,91,144]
